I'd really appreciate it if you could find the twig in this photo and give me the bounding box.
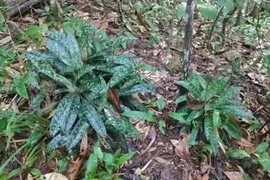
[255,1,262,50]
[4,0,44,18]
[205,6,224,47]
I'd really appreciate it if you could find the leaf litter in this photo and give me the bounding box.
[2,0,270,179]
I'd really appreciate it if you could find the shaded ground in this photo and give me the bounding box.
[1,0,270,179]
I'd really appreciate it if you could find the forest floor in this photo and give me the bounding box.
[1,0,270,180]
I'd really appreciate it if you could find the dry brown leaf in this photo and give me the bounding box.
[5,67,20,78]
[237,138,254,148]
[186,94,205,110]
[236,138,255,154]
[135,122,150,140]
[92,20,109,30]
[68,134,88,180]
[152,49,161,56]
[135,10,150,31]
[170,134,190,158]
[107,88,121,113]
[43,173,68,180]
[27,174,34,180]
[201,173,209,180]
[224,171,243,180]
[0,36,12,46]
[154,157,171,165]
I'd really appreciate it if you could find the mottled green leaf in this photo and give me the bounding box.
[50,93,79,136]
[105,119,139,137]
[82,98,107,137]
[48,134,67,149]
[109,54,132,65]
[120,83,155,96]
[223,118,241,139]
[227,149,250,159]
[79,76,108,94]
[205,77,229,101]
[122,110,156,122]
[45,30,83,69]
[29,60,75,92]
[25,50,65,70]
[186,109,204,123]
[183,72,206,100]
[75,65,95,80]
[66,115,89,149]
[190,121,200,145]
[221,105,253,119]
[110,65,133,87]
[210,86,241,109]
[256,142,269,154]
[121,75,141,89]
[64,94,81,132]
[30,90,46,110]
[204,115,218,155]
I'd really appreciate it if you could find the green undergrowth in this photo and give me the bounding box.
[170,72,254,155]
[24,18,155,150]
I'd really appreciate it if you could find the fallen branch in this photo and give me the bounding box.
[3,0,44,18]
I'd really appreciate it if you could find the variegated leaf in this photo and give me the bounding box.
[50,93,78,136]
[66,114,90,149]
[120,83,155,96]
[109,65,133,87]
[205,77,229,101]
[204,115,218,155]
[82,98,107,137]
[29,60,75,92]
[25,50,66,70]
[106,119,139,137]
[45,30,83,69]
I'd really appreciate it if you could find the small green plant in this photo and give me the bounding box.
[25,19,155,150]
[0,111,46,177]
[85,142,135,180]
[170,72,253,155]
[227,142,270,174]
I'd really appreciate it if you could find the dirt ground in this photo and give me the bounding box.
[2,0,270,179]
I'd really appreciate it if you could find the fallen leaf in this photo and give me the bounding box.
[107,88,121,113]
[224,171,243,180]
[43,173,68,180]
[27,174,34,180]
[0,36,12,46]
[135,10,150,31]
[201,173,209,180]
[186,93,205,110]
[170,133,190,158]
[68,134,88,180]
[154,157,171,165]
[236,138,255,154]
[152,49,161,56]
[92,20,108,30]
[135,121,150,140]
[237,138,254,148]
